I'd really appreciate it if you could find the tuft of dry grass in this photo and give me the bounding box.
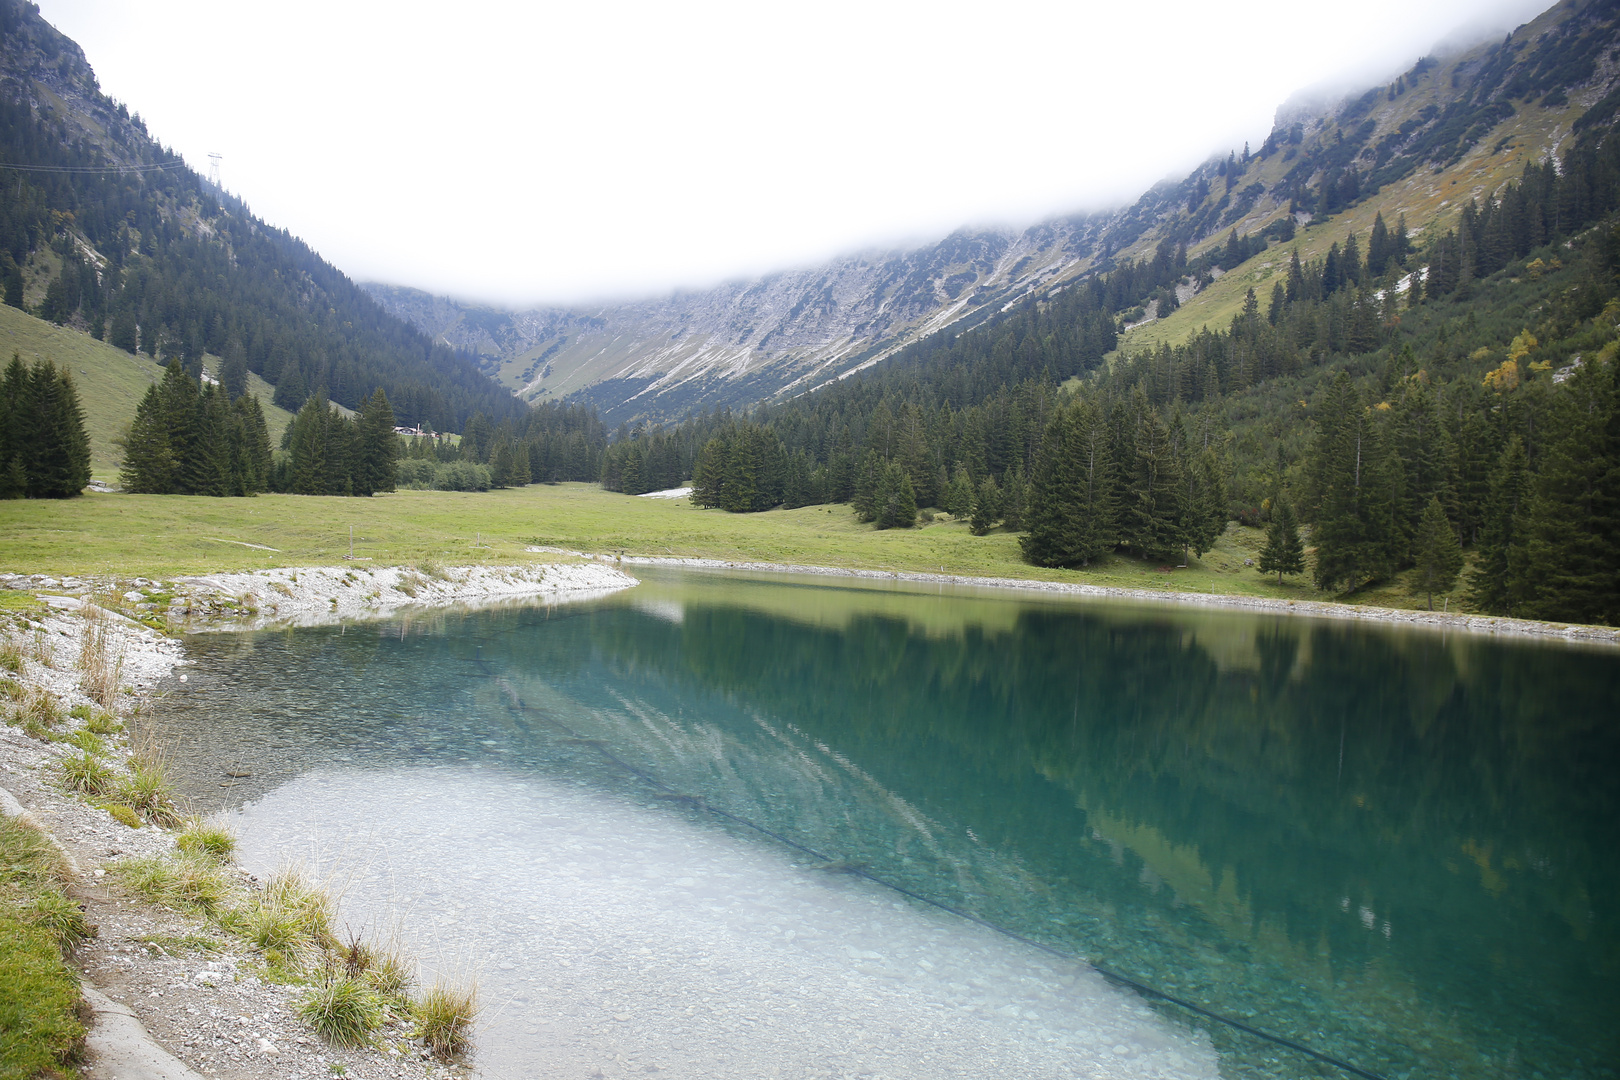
[59,750,116,796]
[0,634,23,674]
[76,605,124,709]
[413,977,478,1059]
[299,975,382,1048]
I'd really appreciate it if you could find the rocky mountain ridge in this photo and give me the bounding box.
[365,0,1620,427]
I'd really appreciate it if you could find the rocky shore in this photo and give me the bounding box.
[0,561,637,1080]
[582,552,1620,647]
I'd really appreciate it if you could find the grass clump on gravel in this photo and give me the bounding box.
[175,817,236,860]
[413,979,479,1059]
[298,975,384,1048]
[113,852,233,916]
[59,749,117,796]
[231,869,336,958]
[114,758,179,825]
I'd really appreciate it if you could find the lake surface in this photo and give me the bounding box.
[152,569,1620,1080]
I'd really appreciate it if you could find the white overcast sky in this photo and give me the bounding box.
[39,0,1549,307]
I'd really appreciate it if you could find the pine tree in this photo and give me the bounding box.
[1467,436,1529,614]
[220,338,249,400]
[851,449,882,522]
[970,474,1002,536]
[20,360,91,498]
[875,462,917,529]
[945,466,975,519]
[1516,357,1620,624]
[1257,500,1305,583]
[691,435,729,509]
[1125,392,1183,561]
[286,394,332,495]
[0,352,28,498]
[1308,372,1396,591]
[351,388,399,497]
[1412,495,1464,609]
[120,381,177,493]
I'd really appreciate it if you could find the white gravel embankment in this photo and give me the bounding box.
[532,551,1619,647]
[160,561,637,629]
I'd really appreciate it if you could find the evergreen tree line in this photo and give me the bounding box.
[435,400,606,488]
[0,352,89,498]
[120,360,272,495]
[270,387,399,497]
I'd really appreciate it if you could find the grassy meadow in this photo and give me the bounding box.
[0,482,1473,612]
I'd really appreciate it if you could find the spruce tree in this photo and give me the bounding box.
[1308,372,1396,590]
[1257,500,1305,584]
[0,353,27,498]
[690,435,728,508]
[970,474,1002,536]
[1468,436,1529,614]
[1412,496,1464,609]
[1126,392,1184,561]
[352,388,399,497]
[220,338,249,400]
[22,361,91,498]
[1516,357,1620,625]
[945,467,975,520]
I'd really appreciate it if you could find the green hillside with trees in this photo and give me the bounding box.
[0,0,523,437]
[600,1,1620,627]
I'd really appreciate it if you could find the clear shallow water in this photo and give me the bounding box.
[153,569,1620,1080]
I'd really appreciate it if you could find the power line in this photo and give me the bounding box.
[0,159,185,174]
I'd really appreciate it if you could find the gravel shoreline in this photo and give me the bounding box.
[540,550,1620,647]
[0,561,636,1080]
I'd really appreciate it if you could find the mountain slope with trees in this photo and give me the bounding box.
[602,0,1620,626]
[0,0,524,437]
[367,0,1620,429]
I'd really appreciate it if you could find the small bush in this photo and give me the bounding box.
[413,979,477,1058]
[299,976,382,1047]
[60,751,116,796]
[113,853,232,915]
[176,818,236,861]
[431,461,492,492]
[0,636,23,674]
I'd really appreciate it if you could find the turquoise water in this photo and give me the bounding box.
[154,570,1620,1080]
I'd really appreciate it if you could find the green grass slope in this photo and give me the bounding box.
[0,305,295,483]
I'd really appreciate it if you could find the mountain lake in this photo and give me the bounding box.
[150,568,1619,1080]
